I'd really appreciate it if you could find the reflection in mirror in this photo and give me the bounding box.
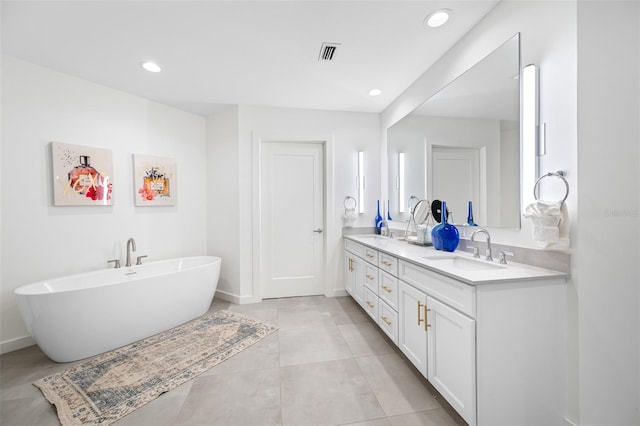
[388,34,521,228]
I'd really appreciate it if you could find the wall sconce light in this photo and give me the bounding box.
[357,151,365,214]
[522,64,539,207]
[398,152,405,213]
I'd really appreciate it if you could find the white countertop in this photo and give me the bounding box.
[345,234,567,285]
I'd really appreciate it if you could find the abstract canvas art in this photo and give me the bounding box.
[51,142,114,206]
[133,154,177,206]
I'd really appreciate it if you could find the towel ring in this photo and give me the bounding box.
[534,171,569,204]
[344,196,357,210]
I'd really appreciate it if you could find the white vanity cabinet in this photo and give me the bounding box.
[398,281,429,377]
[344,235,567,426]
[344,240,399,345]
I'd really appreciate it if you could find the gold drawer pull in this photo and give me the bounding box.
[366,274,375,281]
[381,315,392,326]
[366,253,374,258]
[417,301,424,326]
[425,306,431,331]
[381,285,392,293]
[381,260,392,267]
[366,301,374,308]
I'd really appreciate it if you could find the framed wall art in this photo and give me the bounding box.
[51,142,114,206]
[134,154,177,206]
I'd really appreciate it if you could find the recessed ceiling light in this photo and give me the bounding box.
[141,61,162,73]
[424,9,452,28]
[369,89,382,97]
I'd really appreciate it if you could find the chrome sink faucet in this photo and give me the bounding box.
[471,228,493,262]
[125,237,136,267]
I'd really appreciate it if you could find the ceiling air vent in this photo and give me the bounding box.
[318,42,341,62]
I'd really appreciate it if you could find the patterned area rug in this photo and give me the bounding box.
[34,310,278,426]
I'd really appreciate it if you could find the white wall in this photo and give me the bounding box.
[206,105,380,303]
[576,2,640,424]
[206,107,240,301]
[0,56,208,352]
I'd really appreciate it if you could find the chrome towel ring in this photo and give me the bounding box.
[534,171,569,204]
[344,196,357,210]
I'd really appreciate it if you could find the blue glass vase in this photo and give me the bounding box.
[387,200,392,221]
[438,201,460,252]
[431,220,444,250]
[467,201,478,226]
[374,200,383,234]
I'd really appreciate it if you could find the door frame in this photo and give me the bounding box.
[251,133,335,302]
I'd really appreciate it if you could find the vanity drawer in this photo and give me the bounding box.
[399,260,476,318]
[378,253,398,276]
[379,271,399,310]
[364,247,379,265]
[363,287,379,321]
[364,264,379,292]
[378,300,398,345]
[345,239,365,257]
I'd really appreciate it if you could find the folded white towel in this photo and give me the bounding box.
[524,201,563,247]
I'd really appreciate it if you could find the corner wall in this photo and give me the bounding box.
[0,56,208,353]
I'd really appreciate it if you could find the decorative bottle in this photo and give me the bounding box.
[374,200,383,234]
[438,201,460,252]
[431,209,444,250]
[466,201,478,226]
[68,155,99,194]
[387,200,393,221]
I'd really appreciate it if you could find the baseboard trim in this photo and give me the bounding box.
[214,289,261,305]
[0,335,35,355]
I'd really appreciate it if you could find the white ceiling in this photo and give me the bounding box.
[1,0,500,116]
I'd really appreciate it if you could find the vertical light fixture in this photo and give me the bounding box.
[398,153,405,213]
[522,64,539,207]
[357,151,365,214]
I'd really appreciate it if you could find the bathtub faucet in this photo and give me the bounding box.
[125,238,137,267]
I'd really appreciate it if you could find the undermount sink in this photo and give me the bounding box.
[357,235,389,240]
[422,255,506,271]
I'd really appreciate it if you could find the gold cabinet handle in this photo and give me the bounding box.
[381,260,392,267]
[417,301,424,326]
[381,285,392,293]
[366,274,375,281]
[366,301,374,308]
[348,258,353,272]
[381,315,392,326]
[424,306,431,331]
[366,253,374,258]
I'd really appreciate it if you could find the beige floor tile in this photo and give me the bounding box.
[356,353,441,417]
[281,358,386,426]
[387,408,466,426]
[175,368,281,425]
[0,396,60,426]
[340,417,393,426]
[338,322,395,357]
[279,324,352,367]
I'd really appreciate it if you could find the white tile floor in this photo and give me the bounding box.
[0,296,466,426]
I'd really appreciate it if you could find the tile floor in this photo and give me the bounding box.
[0,295,466,426]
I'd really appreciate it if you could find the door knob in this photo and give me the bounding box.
[313,228,323,233]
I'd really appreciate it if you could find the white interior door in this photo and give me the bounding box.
[430,146,482,225]
[261,142,324,299]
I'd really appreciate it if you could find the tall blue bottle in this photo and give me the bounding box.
[467,201,478,226]
[374,200,383,234]
[387,200,393,221]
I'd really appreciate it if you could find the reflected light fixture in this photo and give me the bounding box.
[141,61,162,73]
[424,9,452,28]
[398,153,406,214]
[369,89,382,96]
[522,64,539,207]
[357,151,365,214]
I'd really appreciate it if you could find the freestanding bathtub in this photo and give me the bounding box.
[14,256,221,362]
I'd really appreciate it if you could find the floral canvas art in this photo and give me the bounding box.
[51,142,114,206]
[134,154,177,206]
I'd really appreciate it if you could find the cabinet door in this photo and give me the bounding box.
[398,281,428,377]
[427,296,476,426]
[344,254,365,306]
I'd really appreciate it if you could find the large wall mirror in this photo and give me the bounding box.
[388,33,521,228]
